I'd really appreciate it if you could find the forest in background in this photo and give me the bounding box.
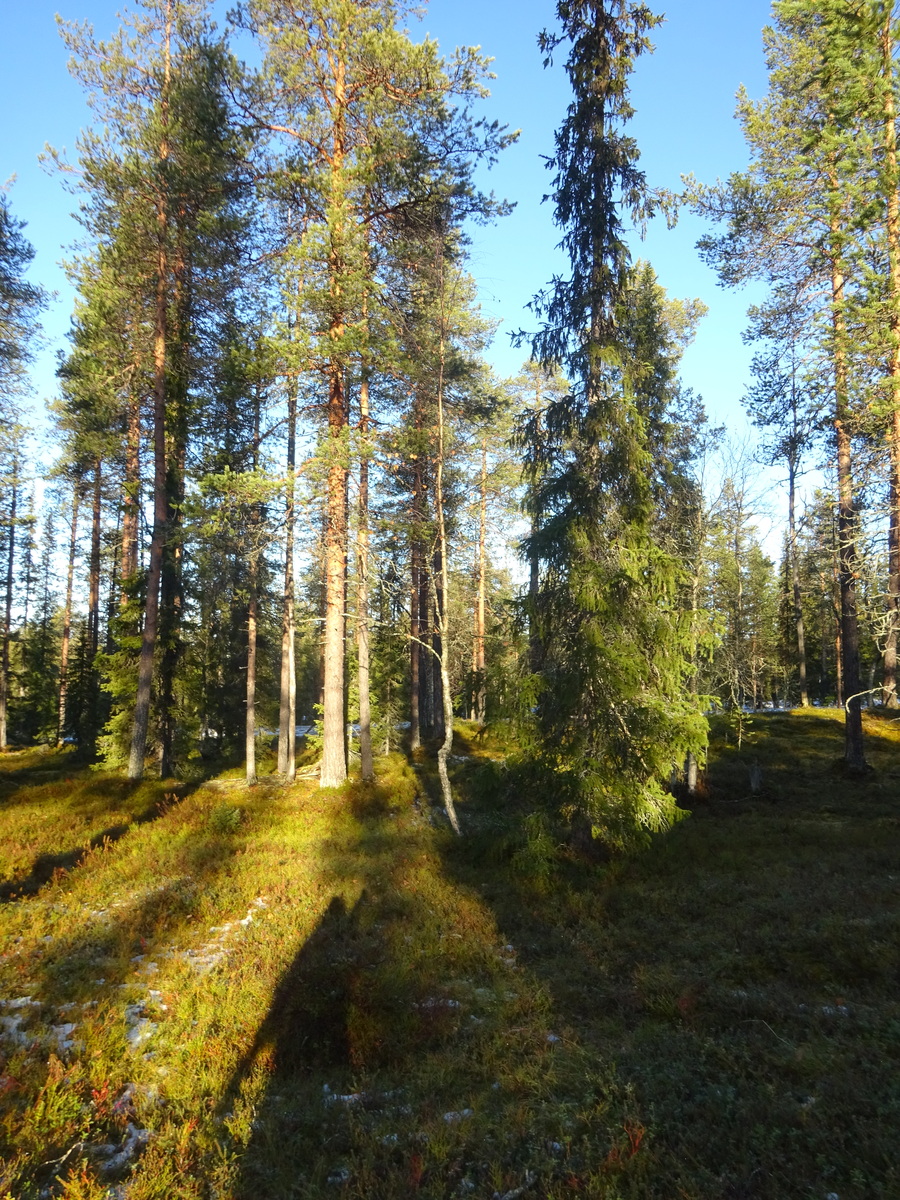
[2,0,900,844]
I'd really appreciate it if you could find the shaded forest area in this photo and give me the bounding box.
[2,0,900,1195]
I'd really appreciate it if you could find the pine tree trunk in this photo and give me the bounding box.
[128,5,171,781]
[57,489,80,745]
[0,450,19,750]
[320,358,349,788]
[788,458,809,706]
[356,376,374,782]
[87,461,102,665]
[829,215,866,770]
[881,13,900,708]
[409,541,421,751]
[278,377,297,779]
[474,437,487,724]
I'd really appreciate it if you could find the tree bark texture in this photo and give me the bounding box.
[356,376,374,782]
[881,13,900,707]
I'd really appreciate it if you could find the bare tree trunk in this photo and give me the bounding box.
[0,447,19,749]
[57,489,80,745]
[356,375,374,782]
[278,377,297,780]
[128,2,171,781]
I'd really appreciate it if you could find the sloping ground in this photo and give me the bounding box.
[0,712,898,1199]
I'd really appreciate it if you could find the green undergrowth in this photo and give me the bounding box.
[0,714,898,1198]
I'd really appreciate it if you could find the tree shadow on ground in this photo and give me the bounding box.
[0,784,194,901]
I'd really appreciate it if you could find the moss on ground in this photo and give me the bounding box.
[0,712,897,1198]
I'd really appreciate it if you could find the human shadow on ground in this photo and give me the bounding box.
[219,785,556,1200]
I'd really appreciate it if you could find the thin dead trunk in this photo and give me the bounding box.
[57,489,80,745]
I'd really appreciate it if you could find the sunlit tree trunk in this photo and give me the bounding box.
[356,373,374,781]
[278,374,298,779]
[128,3,172,781]
[880,11,900,707]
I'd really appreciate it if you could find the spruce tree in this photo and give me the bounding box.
[522,1,706,847]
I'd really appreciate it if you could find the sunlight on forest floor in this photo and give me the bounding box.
[0,713,898,1198]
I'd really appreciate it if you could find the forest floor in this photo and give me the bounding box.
[0,708,898,1199]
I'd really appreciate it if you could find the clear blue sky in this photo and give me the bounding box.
[1,0,772,436]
